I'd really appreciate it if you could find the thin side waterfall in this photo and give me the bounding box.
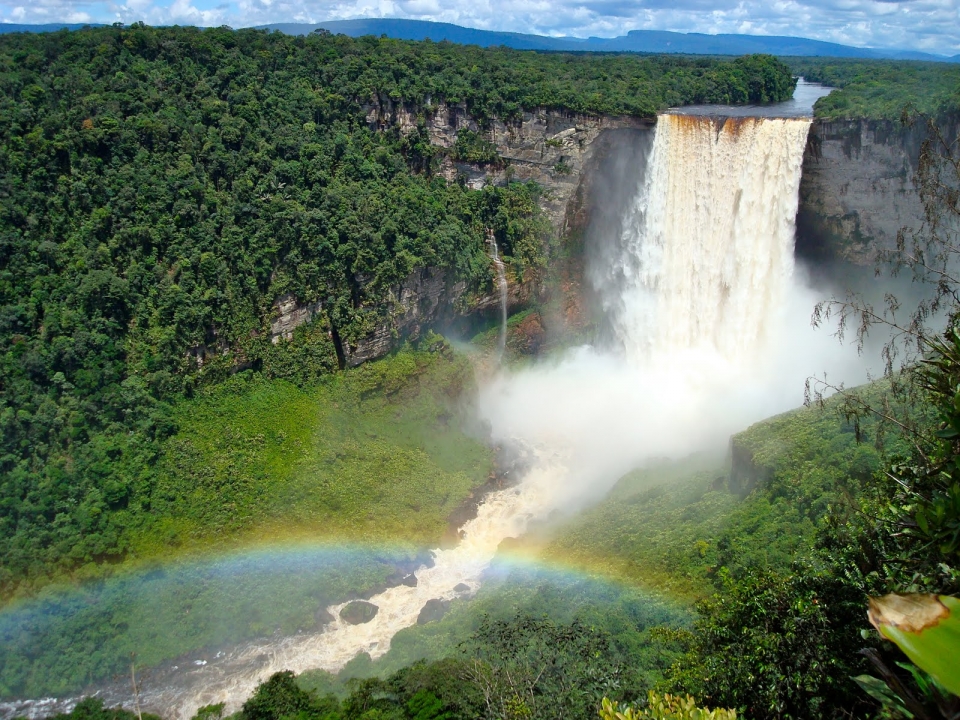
[488,229,508,359]
[10,113,818,720]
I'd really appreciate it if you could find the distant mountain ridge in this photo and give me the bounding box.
[260,18,959,62]
[2,18,957,62]
[0,23,106,33]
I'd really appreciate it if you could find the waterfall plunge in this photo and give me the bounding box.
[610,115,811,365]
[90,114,868,720]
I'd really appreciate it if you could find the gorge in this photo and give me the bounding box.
[1,87,882,720]
[271,83,932,365]
[2,28,957,719]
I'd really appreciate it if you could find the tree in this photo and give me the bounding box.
[807,109,960,594]
[241,671,340,720]
[804,109,960,717]
[459,614,626,720]
[663,563,872,720]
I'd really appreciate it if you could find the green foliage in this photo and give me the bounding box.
[192,704,226,720]
[786,58,960,119]
[536,384,918,719]
[135,345,491,554]
[355,567,689,690]
[450,130,501,166]
[240,660,483,720]
[868,594,960,697]
[44,698,162,720]
[543,455,739,598]
[460,614,627,720]
[241,671,341,720]
[290,570,689,720]
[406,689,454,720]
[665,562,872,720]
[0,25,549,597]
[600,692,736,720]
[879,333,960,590]
[1,340,491,601]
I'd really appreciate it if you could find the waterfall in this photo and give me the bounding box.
[607,114,812,365]
[488,230,508,359]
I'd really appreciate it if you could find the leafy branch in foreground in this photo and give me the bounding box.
[868,593,960,697]
[600,693,736,720]
[801,110,960,718]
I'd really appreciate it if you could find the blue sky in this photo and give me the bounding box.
[2,0,959,56]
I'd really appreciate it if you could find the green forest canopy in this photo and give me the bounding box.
[787,57,960,119]
[4,25,960,720]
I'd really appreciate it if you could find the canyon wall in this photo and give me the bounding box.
[364,99,652,237]
[274,109,951,366]
[796,116,954,264]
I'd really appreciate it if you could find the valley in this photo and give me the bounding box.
[1,23,959,720]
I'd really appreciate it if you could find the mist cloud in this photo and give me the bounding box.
[477,116,879,512]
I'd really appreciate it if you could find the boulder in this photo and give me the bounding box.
[339,600,379,625]
[417,599,451,625]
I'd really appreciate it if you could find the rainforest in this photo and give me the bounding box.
[1,22,960,720]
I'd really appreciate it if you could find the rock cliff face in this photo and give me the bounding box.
[340,267,463,367]
[365,100,652,235]
[271,294,322,344]
[796,116,957,264]
[271,102,652,362]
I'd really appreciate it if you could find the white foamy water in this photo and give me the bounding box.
[477,114,851,513]
[131,449,569,720]
[611,115,811,364]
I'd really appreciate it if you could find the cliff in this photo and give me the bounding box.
[363,100,651,235]
[272,109,950,366]
[796,115,957,264]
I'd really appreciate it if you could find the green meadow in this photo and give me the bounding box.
[125,340,493,562]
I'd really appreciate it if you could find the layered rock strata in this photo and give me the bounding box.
[797,116,957,264]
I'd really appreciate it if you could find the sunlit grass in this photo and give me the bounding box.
[125,345,493,561]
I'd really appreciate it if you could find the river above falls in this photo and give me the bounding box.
[670,77,834,118]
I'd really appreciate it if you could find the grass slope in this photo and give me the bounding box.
[123,341,493,564]
[539,382,901,601]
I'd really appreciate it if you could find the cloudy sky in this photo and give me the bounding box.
[2,0,959,56]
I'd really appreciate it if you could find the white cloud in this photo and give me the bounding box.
[1,0,958,55]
